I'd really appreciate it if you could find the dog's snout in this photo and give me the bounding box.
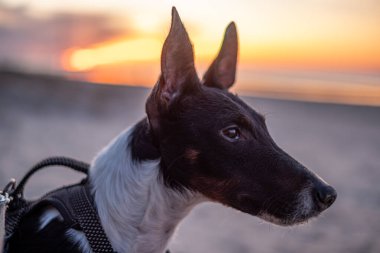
[314,184,337,209]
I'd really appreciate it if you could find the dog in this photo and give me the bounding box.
[6,7,336,253]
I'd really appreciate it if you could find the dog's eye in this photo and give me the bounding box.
[221,126,241,141]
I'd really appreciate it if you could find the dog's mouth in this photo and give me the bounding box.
[234,186,335,226]
[257,208,320,226]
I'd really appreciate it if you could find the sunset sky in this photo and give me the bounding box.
[1,0,379,105]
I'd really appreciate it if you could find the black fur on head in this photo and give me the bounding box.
[141,7,336,226]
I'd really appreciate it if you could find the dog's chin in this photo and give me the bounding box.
[256,209,321,226]
[233,193,323,226]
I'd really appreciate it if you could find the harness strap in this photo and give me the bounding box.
[70,184,115,253]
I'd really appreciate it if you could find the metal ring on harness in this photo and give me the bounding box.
[1,179,16,197]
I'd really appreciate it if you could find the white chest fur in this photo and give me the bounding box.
[90,128,204,253]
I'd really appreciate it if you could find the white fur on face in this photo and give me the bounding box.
[257,186,314,226]
[90,127,205,253]
[295,186,313,218]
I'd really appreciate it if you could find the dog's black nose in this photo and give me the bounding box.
[315,185,337,209]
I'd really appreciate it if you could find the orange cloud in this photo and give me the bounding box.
[63,33,380,76]
[63,38,162,71]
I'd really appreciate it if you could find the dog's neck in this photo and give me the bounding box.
[90,124,204,253]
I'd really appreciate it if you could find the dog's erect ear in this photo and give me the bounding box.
[146,7,199,131]
[160,7,198,100]
[202,22,238,90]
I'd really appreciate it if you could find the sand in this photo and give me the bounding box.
[1,71,379,253]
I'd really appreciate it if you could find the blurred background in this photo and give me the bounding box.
[1,0,380,104]
[0,0,379,252]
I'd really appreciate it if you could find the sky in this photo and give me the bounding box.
[0,0,379,105]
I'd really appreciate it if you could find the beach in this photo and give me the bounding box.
[1,71,379,253]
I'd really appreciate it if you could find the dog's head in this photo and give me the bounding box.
[145,7,336,226]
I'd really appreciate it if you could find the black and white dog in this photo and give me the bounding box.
[7,8,336,253]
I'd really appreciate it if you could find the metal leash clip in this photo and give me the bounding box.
[1,178,16,252]
[0,178,16,205]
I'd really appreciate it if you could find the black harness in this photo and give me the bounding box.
[3,157,115,253]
